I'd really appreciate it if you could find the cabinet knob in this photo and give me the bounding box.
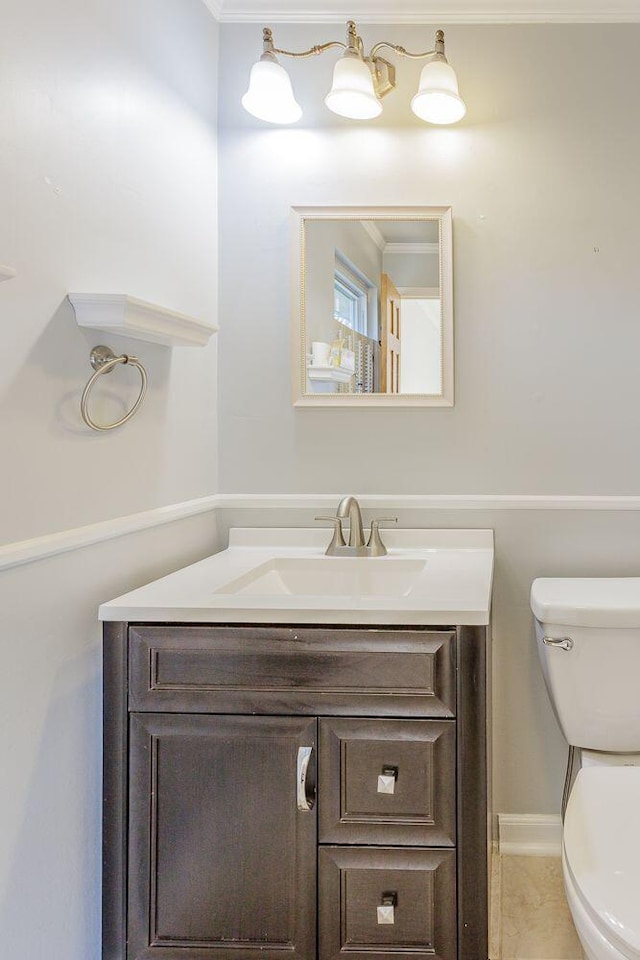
[377,891,397,925]
[377,765,398,794]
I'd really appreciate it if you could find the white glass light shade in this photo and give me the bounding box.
[241,58,302,124]
[411,59,466,125]
[324,56,382,120]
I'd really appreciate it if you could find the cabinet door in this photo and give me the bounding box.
[127,714,317,960]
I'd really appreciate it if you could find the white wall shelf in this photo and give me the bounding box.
[68,293,218,347]
[307,363,354,384]
[0,265,17,283]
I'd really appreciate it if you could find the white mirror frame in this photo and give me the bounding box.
[291,205,454,408]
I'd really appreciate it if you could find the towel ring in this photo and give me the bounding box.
[81,345,148,431]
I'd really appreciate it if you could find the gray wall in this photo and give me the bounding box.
[219,22,640,495]
[0,0,219,955]
[1,0,219,545]
[0,516,220,958]
[218,23,640,816]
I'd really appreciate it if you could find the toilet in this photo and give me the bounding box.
[531,578,640,960]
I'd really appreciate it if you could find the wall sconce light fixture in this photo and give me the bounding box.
[242,21,466,126]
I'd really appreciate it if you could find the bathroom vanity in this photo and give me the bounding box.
[100,529,493,960]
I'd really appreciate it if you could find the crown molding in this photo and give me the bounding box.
[209,1,640,23]
[357,226,439,256]
[200,0,223,17]
[360,221,386,251]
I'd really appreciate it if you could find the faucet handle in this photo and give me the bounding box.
[367,518,398,556]
[315,516,346,552]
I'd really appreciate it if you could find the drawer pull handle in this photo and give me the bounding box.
[377,891,397,925]
[296,746,315,811]
[377,765,398,795]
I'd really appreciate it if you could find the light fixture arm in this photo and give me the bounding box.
[264,26,347,61]
[369,29,446,63]
[262,23,447,66]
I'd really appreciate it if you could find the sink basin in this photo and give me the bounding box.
[98,528,494,625]
[214,558,427,598]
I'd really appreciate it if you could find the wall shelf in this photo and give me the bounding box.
[68,293,218,347]
[0,265,17,283]
[307,363,354,384]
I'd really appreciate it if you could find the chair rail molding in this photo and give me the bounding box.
[0,496,220,571]
[214,493,640,511]
[5,492,640,571]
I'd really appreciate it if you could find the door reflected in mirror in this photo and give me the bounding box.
[292,206,453,407]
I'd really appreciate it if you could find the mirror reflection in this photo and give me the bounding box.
[293,207,453,407]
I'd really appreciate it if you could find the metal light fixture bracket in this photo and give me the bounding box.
[369,57,396,99]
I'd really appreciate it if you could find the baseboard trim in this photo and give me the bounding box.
[498,814,562,857]
[0,495,220,572]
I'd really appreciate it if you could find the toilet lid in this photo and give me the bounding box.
[564,767,640,958]
[531,576,640,627]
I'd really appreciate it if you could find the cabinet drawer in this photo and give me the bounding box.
[319,846,456,960]
[129,626,456,717]
[318,718,456,846]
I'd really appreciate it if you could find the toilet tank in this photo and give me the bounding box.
[531,578,640,752]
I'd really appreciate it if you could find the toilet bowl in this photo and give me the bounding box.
[562,767,640,960]
[531,578,640,960]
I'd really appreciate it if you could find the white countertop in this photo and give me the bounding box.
[99,528,494,625]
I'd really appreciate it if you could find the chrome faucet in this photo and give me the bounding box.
[316,496,397,557]
[337,495,365,548]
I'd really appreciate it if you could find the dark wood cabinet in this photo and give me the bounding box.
[127,714,316,960]
[103,623,487,960]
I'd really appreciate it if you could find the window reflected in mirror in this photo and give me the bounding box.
[292,207,453,407]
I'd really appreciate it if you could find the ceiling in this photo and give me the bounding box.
[203,0,640,23]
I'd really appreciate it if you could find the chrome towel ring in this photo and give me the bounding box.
[81,345,147,431]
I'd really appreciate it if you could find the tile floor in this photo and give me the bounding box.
[490,853,584,959]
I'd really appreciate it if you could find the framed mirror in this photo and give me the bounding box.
[291,205,453,407]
